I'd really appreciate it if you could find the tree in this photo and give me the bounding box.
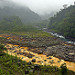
[63,4,67,9]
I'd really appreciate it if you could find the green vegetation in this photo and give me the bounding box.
[0,44,6,51]
[0,16,23,31]
[0,44,7,56]
[0,16,52,38]
[60,63,68,75]
[33,20,49,29]
[11,31,53,38]
[48,5,75,38]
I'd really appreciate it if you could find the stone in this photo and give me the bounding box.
[29,69,33,73]
[38,50,43,54]
[28,62,32,65]
[34,64,40,70]
[47,57,52,59]
[17,62,21,66]
[25,70,29,74]
[20,53,23,55]
[31,66,34,69]
[44,60,47,61]
[32,59,36,62]
[13,51,17,53]
[69,53,74,56]
[28,55,32,58]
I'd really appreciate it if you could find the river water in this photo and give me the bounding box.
[44,29,75,45]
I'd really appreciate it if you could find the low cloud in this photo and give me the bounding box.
[0,0,75,15]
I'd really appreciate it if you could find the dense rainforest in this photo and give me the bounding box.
[0,16,52,38]
[48,5,75,38]
[0,16,38,32]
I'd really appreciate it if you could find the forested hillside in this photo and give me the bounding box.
[48,5,75,38]
[0,16,38,32]
[0,0,41,24]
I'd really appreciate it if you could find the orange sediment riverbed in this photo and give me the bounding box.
[5,44,75,72]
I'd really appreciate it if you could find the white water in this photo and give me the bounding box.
[43,28,75,45]
[49,32,75,45]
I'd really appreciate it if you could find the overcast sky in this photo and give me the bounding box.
[1,0,75,15]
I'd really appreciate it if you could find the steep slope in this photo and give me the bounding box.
[0,16,39,32]
[0,0,41,24]
[48,5,75,38]
[0,16,23,31]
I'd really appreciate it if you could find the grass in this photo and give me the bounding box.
[0,29,53,38]
[10,31,53,38]
[0,53,75,75]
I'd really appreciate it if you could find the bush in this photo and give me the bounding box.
[0,44,7,51]
[0,67,3,75]
[60,63,67,75]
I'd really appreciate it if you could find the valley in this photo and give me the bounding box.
[0,1,75,75]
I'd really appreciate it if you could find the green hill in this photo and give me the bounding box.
[0,0,41,24]
[0,16,52,38]
[0,16,23,31]
[48,5,75,38]
[0,16,39,32]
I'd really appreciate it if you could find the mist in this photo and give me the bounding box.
[0,0,75,15]
[12,0,75,15]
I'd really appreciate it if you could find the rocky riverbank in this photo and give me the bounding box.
[0,34,75,65]
[44,44,75,62]
[43,29,75,45]
[5,44,75,72]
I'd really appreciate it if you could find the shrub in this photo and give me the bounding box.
[60,63,67,75]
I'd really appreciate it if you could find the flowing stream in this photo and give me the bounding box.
[49,32,75,44]
[43,28,75,45]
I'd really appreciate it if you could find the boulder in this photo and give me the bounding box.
[32,59,36,62]
[34,64,40,70]
[31,66,34,69]
[28,55,32,58]
[29,69,33,73]
[47,57,52,59]
[38,50,43,54]
[28,62,32,65]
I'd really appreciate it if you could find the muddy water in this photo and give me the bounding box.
[5,44,75,72]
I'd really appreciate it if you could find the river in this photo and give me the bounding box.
[43,28,75,45]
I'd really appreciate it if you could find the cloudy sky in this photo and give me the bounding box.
[1,0,75,15]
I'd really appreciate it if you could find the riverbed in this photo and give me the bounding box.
[5,44,75,72]
[0,33,75,72]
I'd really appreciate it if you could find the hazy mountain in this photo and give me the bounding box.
[0,0,41,24]
[0,16,38,32]
[40,12,56,20]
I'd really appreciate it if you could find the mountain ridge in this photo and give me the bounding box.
[48,5,75,38]
[0,0,41,24]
